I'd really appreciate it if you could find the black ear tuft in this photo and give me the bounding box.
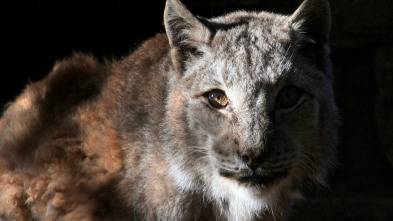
[164,0,211,73]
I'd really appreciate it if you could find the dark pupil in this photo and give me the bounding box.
[284,92,293,101]
[279,87,300,108]
[208,90,227,108]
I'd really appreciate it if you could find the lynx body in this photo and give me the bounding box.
[0,0,338,220]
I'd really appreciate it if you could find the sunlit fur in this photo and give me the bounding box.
[0,0,338,220]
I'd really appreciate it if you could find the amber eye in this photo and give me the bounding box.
[276,86,303,109]
[207,90,228,108]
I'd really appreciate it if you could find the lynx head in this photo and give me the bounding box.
[163,0,338,202]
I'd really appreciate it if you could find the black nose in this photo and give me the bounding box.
[240,148,264,169]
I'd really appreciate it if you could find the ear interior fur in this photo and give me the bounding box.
[289,0,331,41]
[288,0,332,72]
[164,0,211,73]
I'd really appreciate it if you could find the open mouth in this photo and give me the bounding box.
[219,169,289,186]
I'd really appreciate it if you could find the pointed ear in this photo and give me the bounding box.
[289,0,331,42]
[288,0,332,72]
[164,0,211,73]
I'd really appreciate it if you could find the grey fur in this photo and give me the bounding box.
[0,0,338,220]
[118,0,338,220]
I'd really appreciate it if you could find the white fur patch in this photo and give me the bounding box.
[169,160,197,191]
[207,173,281,221]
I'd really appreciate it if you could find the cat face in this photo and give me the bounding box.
[165,0,338,194]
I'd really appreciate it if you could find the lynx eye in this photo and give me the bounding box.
[207,90,228,109]
[276,86,303,109]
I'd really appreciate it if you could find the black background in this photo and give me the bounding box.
[1,0,393,220]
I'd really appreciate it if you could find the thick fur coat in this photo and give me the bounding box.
[0,0,339,220]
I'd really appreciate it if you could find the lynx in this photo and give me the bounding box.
[0,0,339,220]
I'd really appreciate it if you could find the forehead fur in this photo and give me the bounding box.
[197,11,294,86]
[209,11,291,48]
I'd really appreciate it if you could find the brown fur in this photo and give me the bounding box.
[0,32,179,220]
[0,0,338,220]
[0,52,125,220]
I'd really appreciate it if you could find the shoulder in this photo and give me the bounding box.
[0,53,109,165]
[121,33,170,68]
[0,53,124,220]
